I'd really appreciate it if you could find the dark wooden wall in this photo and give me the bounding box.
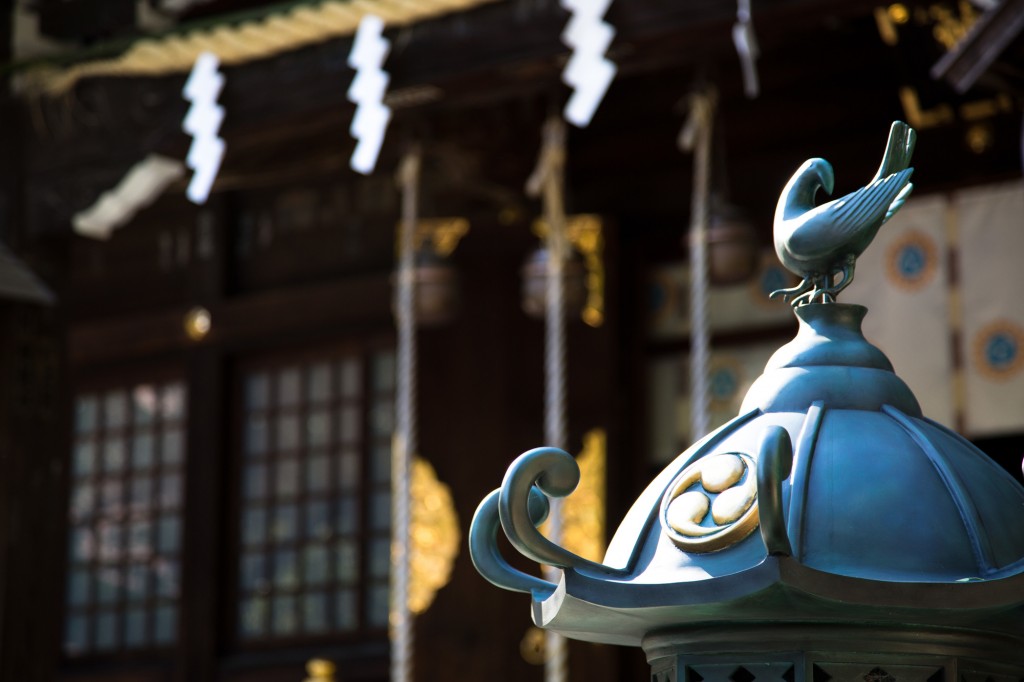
[3,1,1022,681]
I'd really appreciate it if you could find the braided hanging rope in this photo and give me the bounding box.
[526,115,569,682]
[679,90,716,442]
[393,145,422,682]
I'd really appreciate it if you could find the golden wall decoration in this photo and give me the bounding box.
[552,428,607,563]
[394,217,470,258]
[407,456,460,614]
[532,215,605,328]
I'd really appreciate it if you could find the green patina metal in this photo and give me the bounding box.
[469,121,1024,680]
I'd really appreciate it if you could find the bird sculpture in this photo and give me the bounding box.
[770,120,917,306]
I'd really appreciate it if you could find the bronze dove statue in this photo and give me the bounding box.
[770,120,916,306]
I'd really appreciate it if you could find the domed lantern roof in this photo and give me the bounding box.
[469,122,1024,677]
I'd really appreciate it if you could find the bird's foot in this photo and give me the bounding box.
[769,278,813,305]
[813,255,857,303]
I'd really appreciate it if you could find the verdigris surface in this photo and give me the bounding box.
[469,121,1024,679]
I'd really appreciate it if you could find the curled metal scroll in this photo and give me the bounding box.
[469,488,557,599]
[756,425,794,557]
[497,447,625,575]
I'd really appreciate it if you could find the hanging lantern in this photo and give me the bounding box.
[393,248,460,328]
[705,202,759,285]
[520,246,587,319]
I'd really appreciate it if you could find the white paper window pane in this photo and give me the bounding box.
[246,373,269,411]
[103,438,127,473]
[243,508,266,546]
[66,568,91,607]
[271,505,298,542]
[306,454,329,494]
[133,385,159,425]
[337,497,358,535]
[368,537,390,579]
[75,396,98,434]
[160,473,184,509]
[104,391,128,430]
[339,359,361,398]
[161,384,186,421]
[64,613,89,655]
[274,550,299,589]
[246,416,268,458]
[307,364,331,403]
[95,611,118,650]
[272,596,298,635]
[154,605,176,644]
[241,552,267,592]
[306,410,330,448]
[305,500,330,541]
[339,451,360,492]
[125,608,147,647]
[367,584,389,628]
[303,592,329,632]
[276,413,300,451]
[336,540,358,583]
[274,460,299,499]
[157,517,181,553]
[132,432,155,470]
[303,545,328,585]
[336,589,357,631]
[277,368,301,408]
[161,428,184,466]
[73,441,96,477]
[239,597,267,637]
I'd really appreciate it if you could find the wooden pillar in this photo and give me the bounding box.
[177,203,227,682]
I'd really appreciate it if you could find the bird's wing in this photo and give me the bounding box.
[873,121,917,182]
[789,168,914,259]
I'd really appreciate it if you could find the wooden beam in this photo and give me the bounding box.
[931,0,1024,94]
[68,273,393,366]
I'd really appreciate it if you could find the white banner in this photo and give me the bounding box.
[647,342,779,463]
[957,181,1024,435]
[649,251,795,339]
[845,194,955,427]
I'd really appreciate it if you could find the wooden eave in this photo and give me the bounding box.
[931,0,1024,94]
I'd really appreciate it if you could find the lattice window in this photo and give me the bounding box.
[64,381,188,655]
[236,348,394,640]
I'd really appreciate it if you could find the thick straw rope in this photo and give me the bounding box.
[392,146,421,682]
[679,90,716,442]
[527,115,570,682]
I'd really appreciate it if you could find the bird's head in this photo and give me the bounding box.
[778,158,836,222]
[801,157,835,199]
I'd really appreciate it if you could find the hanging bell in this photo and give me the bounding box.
[705,202,759,286]
[393,248,461,327]
[519,246,587,319]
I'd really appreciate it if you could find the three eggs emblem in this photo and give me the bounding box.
[661,452,760,553]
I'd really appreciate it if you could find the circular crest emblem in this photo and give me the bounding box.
[648,272,680,325]
[885,229,937,291]
[973,320,1024,381]
[708,359,743,409]
[660,452,759,553]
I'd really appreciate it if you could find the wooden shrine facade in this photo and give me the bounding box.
[0,1,1021,682]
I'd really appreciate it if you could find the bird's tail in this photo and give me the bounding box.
[874,121,917,181]
[883,181,914,225]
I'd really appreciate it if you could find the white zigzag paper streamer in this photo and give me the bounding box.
[347,15,392,175]
[560,0,617,128]
[182,52,225,205]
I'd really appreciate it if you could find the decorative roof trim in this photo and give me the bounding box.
[22,0,496,96]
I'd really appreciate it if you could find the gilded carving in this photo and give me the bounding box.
[661,453,759,553]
